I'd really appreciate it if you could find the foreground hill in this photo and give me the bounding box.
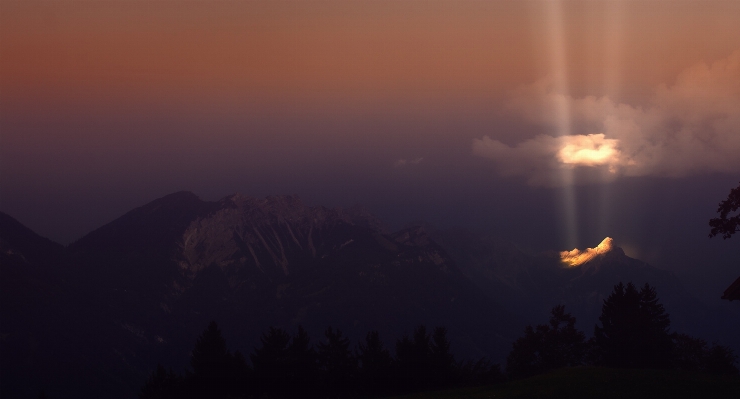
[392,367,740,399]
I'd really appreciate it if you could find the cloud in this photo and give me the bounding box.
[473,133,627,185]
[474,50,740,186]
[557,134,622,169]
[394,157,424,167]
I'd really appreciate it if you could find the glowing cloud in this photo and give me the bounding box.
[472,134,628,185]
[557,134,620,168]
[560,237,614,267]
[474,51,740,186]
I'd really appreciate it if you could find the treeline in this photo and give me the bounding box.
[141,282,738,398]
[506,282,739,379]
[140,324,500,399]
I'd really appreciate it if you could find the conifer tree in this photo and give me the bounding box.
[593,282,673,368]
[317,327,356,398]
[251,327,292,398]
[190,321,229,376]
[429,327,456,389]
[357,330,393,396]
[287,326,320,398]
[188,321,250,399]
[394,325,432,392]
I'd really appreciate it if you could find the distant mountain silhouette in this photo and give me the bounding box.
[71,191,219,254]
[0,211,63,265]
[1,193,519,398]
[1,212,103,398]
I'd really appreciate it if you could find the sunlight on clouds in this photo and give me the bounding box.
[474,51,740,186]
[472,134,627,186]
[557,134,621,170]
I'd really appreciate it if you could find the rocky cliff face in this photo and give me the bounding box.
[177,194,384,280]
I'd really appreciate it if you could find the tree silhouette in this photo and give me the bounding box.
[673,334,707,372]
[286,326,320,398]
[250,327,292,398]
[429,327,456,389]
[188,321,250,398]
[231,325,323,398]
[394,325,432,392]
[139,364,182,399]
[457,358,502,387]
[709,181,740,239]
[506,305,586,379]
[356,330,393,396]
[704,343,739,375]
[709,181,740,301]
[673,334,738,374]
[593,282,673,369]
[190,321,227,375]
[317,327,356,398]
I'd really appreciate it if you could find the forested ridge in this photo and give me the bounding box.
[135,282,737,399]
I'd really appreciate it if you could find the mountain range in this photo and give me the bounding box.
[1,192,737,398]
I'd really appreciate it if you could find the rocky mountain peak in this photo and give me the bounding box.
[559,237,620,267]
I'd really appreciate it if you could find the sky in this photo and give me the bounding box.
[1,1,739,301]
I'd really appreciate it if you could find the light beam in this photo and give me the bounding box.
[545,0,578,249]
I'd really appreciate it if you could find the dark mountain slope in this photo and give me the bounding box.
[71,191,216,252]
[0,212,105,398]
[82,194,520,371]
[0,211,64,265]
[2,193,522,398]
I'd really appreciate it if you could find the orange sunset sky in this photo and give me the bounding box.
[1,2,740,295]
[3,1,739,109]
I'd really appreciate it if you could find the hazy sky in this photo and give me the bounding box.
[1,1,739,300]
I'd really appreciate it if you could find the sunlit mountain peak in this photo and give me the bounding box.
[560,237,614,267]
